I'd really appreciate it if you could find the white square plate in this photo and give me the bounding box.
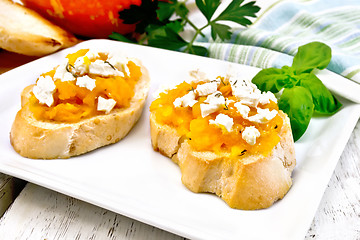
[0,39,359,240]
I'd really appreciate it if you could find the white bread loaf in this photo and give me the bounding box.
[0,0,77,56]
[10,58,150,159]
[150,77,296,210]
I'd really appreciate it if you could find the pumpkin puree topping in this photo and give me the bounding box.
[150,75,284,157]
[29,49,142,122]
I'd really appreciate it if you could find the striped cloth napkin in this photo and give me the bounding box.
[192,0,360,102]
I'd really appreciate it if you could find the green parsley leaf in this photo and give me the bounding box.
[147,23,188,50]
[188,45,209,56]
[108,32,135,43]
[214,0,260,26]
[195,0,221,21]
[115,0,260,56]
[157,0,189,21]
[210,22,231,41]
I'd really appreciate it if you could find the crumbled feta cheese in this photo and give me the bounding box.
[76,75,96,91]
[107,55,130,77]
[234,102,250,118]
[188,69,208,83]
[259,91,278,105]
[97,96,117,114]
[209,113,234,132]
[204,91,226,105]
[53,63,76,82]
[242,126,260,145]
[74,57,88,75]
[248,108,278,124]
[84,50,100,60]
[200,91,226,117]
[32,75,56,107]
[89,60,122,77]
[196,82,218,96]
[173,91,197,108]
[231,78,263,107]
[200,103,221,118]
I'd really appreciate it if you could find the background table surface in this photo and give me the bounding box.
[0,49,359,240]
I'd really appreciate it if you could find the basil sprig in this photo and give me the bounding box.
[252,42,342,141]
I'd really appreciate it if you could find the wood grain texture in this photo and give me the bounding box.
[0,174,13,217]
[305,120,360,240]
[0,174,25,217]
[0,183,186,240]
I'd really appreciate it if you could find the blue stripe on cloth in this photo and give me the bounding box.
[196,0,360,83]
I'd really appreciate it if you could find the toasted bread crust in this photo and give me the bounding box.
[10,63,150,159]
[0,0,77,56]
[150,111,296,210]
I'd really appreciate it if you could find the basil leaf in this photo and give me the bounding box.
[298,73,342,114]
[279,86,314,141]
[292,42,331,74]
[252,68,288,92]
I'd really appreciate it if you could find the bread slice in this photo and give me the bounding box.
[0,0,77,56]
[10,63,150,159]
[150,109,296,210]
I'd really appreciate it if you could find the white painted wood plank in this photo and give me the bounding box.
[305,120,360,239]
[0,183,185,240]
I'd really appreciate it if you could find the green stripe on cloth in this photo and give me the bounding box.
[198,0,360,84]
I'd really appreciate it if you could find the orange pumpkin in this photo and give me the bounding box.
[21,0,142,38]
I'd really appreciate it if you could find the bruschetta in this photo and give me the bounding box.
[150,70,296,210]
[10,49,150,159]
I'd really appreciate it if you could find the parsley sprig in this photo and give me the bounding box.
[109,0,260,56]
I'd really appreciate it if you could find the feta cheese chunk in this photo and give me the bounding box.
[84,50,100,60]
[200,104,221,118]
[248,108,278,124]
[231,78,262,107]
[234,102,250,118]
[89,60,122,77]
[200,91,226,117]
[97,96,116,114]
[196,82,218,96]
[209,113,234,132]
[259,91,278,105]
[173,91,197,108]
[76,75,96,91]
[54,63,76,82]
[107,54,130,77]
[242,126,260,145]
[188,69,208,83]
[32,75,56,107]
[74,57,89,75]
